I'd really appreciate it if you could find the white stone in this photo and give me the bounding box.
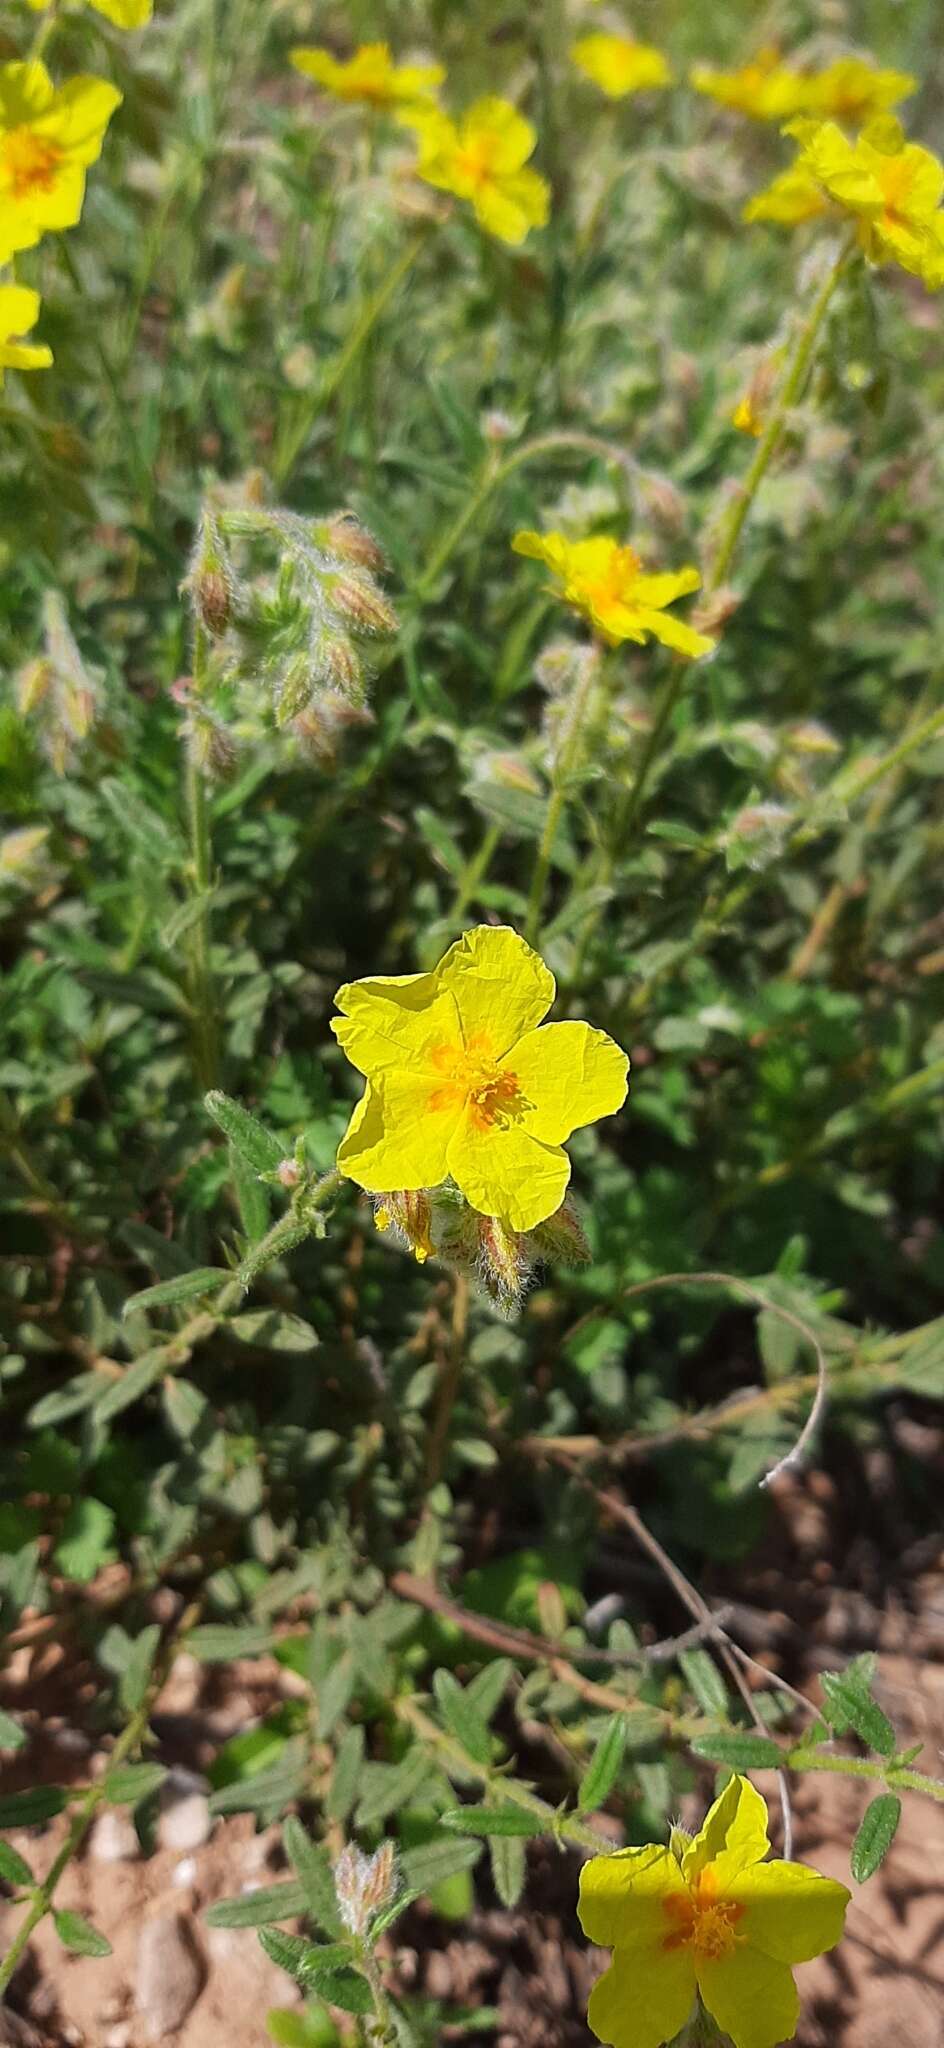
[134,1916,205,2040]
[89,1809,139,1864]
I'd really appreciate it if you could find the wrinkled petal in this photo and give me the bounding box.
[579,1844,689,1950]
[631,567,701,609]
[587,1944,695,2048]
[731,1862,850,1963]
[435,925,555,1056]
[697,1944,799,2048]
[510,1021,629,1144]
[744,165,830,226]
[637,609,716,659]
[331,974,459,1077]
[473,166,549,244]
[91,0,152,24]
[291,47,341,88]
[683,1777,770,1884]
[447,1116,569,1232]
[798,121,884,213]
[461,96,535,172]
[337,1072,459,1191]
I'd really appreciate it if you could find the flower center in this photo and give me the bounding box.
[453,136,499,189]
[662,1874,745,1961]
[2,128,64,200]
[427,1035,523,1129]
[575,545,641,618]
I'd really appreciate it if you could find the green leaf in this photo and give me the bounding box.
[27,1374,103,1428]
[820,1660,896,1757]
[204,1092,285,1174]
[690,1733,784,1770]
[355,1746,430,1829]
[53,1910,112,1957]
[96,1350,169,1423]
[850,1794,901,1883]
[464,1659,512,1727]
[326,1724,364,1824]
[0,1841,33,1886]
[577,1716,627,1814]
[489,1831,526,1908]
[187,1623,272,1662]
[258,1932,372,2015]
[53,1498,115,1583]
[397,1835,482,1895]
[205,1881,309,1929]
[0,1709,26,1752]
[433,1670,492,1766]
[0,1786,67,1827]
[231,1143,270,1244]
[105,1762,167,1805]
[237,1221,308,1289]
[282,1818,343,1936]
[439,1805,547,1838]
[122,1269,231,1316]
[678,1649,729,1719]
[266,2011,342,2048]
[229,1312,319,1354]
[119,1624,161,1711]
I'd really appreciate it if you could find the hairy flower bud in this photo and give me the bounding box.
[324,571,398,638]
[476,1215,534,1316]
[333,1841,397,1937]
[0,825,50,886]
[186,709,237,779]
[185,509,236,638]
[274,655,314,726]
[318,511,387,575]
[530,1194,592,1267]
[15,657,52,717]
[373,1189,434,1264]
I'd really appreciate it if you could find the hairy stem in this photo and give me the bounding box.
[525,646,603,943]
[422,1271,470,1492]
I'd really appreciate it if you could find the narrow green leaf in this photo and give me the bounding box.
[204,1093,285,1174]
[205,1881,309,1929]
[53,1498,115,1584]
[433,1670,492,1766]
[122,1269,230,1316]
[439,1805,547,1838]
[0,1786,67,1827]
[229,1312,318,1354]
[119,1623,161,1712]
[105,1761,167,1805]
[0,1709,26,1752]
[187,1623,272,1662]
[577,1716,628,1814]
[54,1910,112,1957]
[231,1143,270,1243]
[678,1649,729,1719]
[326,1724,364,1823]
[27,1374,103,1428]
[464,1659,513,1727]
[397,1835,482,1895]
[96,1351,169,1423]
[0,1841,33,1886]
[489,1831,526,1908]
[821,1664,896,1757]
[850,1794,901,1883]
[355,1746,430,1829]
[259,1932,372,2015]
[282,1818,343,1936]
[690,1733,784,1770]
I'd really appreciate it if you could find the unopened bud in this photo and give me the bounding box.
[373,1189,433,1264]
[325,572,398,638]
[313,630,366,704]
[333,1840,397,1937]
[186,709,237,779]
[0,825,50,882]
[634,469,687,535]
[481,408,520,444]
[477,1215,533,1317]
[320,511,387,575]
[274,655,314,725]
[691,586,741,637]
[533,640,581,695]
[195,568,232,638]
[15,658,52,717]
[277,1158,301,1188]
[484,752,543,796]
[785,719,840,756]
[529,1194,592,1268]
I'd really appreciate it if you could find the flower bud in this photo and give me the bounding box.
[0,825,50,885]
[312,629,366,704]
[274,655,314,725]
[529,1194,592,1267]
[186,709,237,779]
[324,571,398,638]
[691,586,741,637]
[373,1189,434,1264]
[319,511,387,575]
[277,1158,301,1188]
[477,1215,533,1316]
[333,1841,397,1937]
[15,658,52,717]
[785,719,840,756]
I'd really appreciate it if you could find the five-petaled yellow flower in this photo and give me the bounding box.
[291,42,444,114]
[0,284,52,386]
[787,116,944,288]
[743,163,829,228]
[27,0,152,24]
[692,49,913,126]
[579,1775,850,2048]
[512,531,716,659]
[0,60,122,265]
[571,34,672,100]
[332,925,628,1234]
[409,98,550,247]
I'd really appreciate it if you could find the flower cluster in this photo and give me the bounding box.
[332,925,628,1245]
[692,48,914,125]
[748,115,944,289]
[0,12,129,394]
[580,1774,850,2048]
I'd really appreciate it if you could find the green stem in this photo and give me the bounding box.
[525,645,602,943]
[451,822,501,929]
[786,1748,944,1803]
[422,1272,470,1492]
[274,232,425,488]
[26,2,59,63]
[183,677,219,1095]
[0,1601,201,2001]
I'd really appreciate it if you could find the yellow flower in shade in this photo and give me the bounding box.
[743,162,830,227]
[0,61,122,264]
[410,99,550,246]
[579,1775,850,2048]
[332,925,628,1234]
[290,42,443,113]
[571,34,672,99]
[512,531,716,659]
[690,48,810,122]
[0,283,52,385]
[799,57,915,125]
[27,0,152,20]
[792,116,944,287]
[731,394,764,437]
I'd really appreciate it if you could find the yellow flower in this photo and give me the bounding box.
[512,531,716,659]
[410,98,550,246]
[0,283,53,385]
[571,34,672,99]
[579,1775,850,2048]
[332,925,628,1234]
[731,394,763,437]
[743,162,830,227]
[0,60,122,265]
[690,48,810,122]
[798,57,915,125]
[290,41,443,113]
[27,0,152,17]
[793,115,944,286]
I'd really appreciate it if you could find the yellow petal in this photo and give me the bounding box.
[683,1776,770,1884]
[798,122,884,215]
[587,1943,696,2048]
[434,926,555,1058]
[572,34,672,100]
[473,166,549,244]
[337,1071,459,1191]
[91,0,152,24]
[36,74,123,161]
[0,340,53,376]
[291,48,341,88]
[331,974,460,1077]
[461,97,536,173]
[447,1116,570,1232]
[631,566,701,609]
[0,60,55,125]
[729,1861,850,1963]
[637,610,716,659]
[0,283,43,338]
[510,1021,628,1144]
[578,1843,689,1950]
[744,165,830,226]
[696,1943,799,2048]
